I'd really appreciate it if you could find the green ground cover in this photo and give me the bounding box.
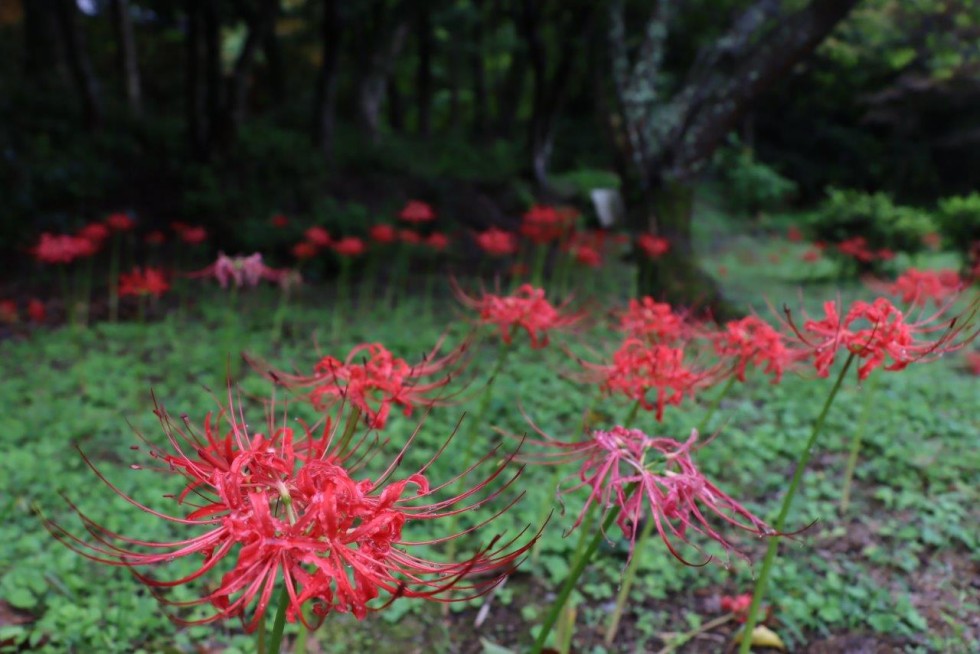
[1,217,977,653]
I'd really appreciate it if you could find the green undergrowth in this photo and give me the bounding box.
[1,230,977,653]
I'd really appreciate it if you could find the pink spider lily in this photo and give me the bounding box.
[578,339,718,421]
[780,296,978,380]
[43,390,537,632]
[454,283,582,348]
[249,340,470,430]
[515,424,774,565]
[710,315,799,384]
[187,253,287,289]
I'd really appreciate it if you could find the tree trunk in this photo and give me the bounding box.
[109,0,142,115]
[637,182,737,320]
[312,0,341,158]
[203,1,221,150]
[415,3,432,136]
[220,0,279,145]
[357,18,408,142]
[387,77,404,132]
[53,0,102,130]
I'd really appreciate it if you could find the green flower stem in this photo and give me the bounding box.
[266,584,290,654]
[108,233,121,323]
[271,286,290,344]
[334,406,363,458]
[697,376,737,435]
[461,337,512,464]
[622,399,641,430]
[840,371,878,515]
[333,259,351,341]
[383,247,408,310]
[604,516,655,646]
[530,505,621,654]
[59,265,74,327]
[530,244,548,288]
[738,353,856,653]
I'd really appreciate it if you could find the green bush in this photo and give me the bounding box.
[936,193,980,258]
[808,188,938,272]
[716,138,798,216]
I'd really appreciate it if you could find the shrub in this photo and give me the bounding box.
[936,193,980,259]
[808,188,938,273]
[716,137,798,216]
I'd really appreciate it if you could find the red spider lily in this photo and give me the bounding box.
[711,316,797,383]
[253,340,469,430]
[636,234,670,259]
[836,236,876,263]
[801,248,822,263]
[188,253,286,289]
[175,224,208,245]
[454,283,581,348]
[579,339,715,421]
[305,227,332,248]
[786,226,803,243]
[44,391,536,632]
[0,300,16,324]
[783,296,979,380]
[119,267,170,298]
[105,212,136,231]
[426,232,450,251]
[78,222,111,244]
[399,200,436,223]
[922,232,942,250]
[333,237,366,257]
[520,205,574,244]
[270,214,289,228]
[475,227,518,257]
[618,297,688,343]
[876,268,964,307]
[145,230,167,246]
[30,233,97,264]
[720,594,754,622]
[369,224,398,245]
[568,244,602,268]
[516,424,773,565]
[399,229,423,245]
[292,242,318,260]
[965,351,980,375]
[28,298,46,323]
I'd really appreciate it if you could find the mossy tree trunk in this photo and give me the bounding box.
[635,182,738,321]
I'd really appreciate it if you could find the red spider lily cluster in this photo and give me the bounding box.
[399,200,436,224]
[836,236,893,264]
[518,425,774,564]
[30,233,98,264]
[255,340,468,429]
[119,267,170,298]
[520,205,577,244]
[45,394,535,631]
[455,283,582,348]
[171,222,208,245]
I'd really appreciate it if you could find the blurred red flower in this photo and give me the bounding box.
[475,227,518,257]
[270,214,289,228]
[31,233,97,264]
[636,234,670,258]
[292,241,318,260]
[455,283,580,348]
[333,237,366,257]
[119,267,170,298]
[27,298,46,323]
[369,224,398,244]
[399,200,436,223]
[305,226,332,248]
[105,212,135,231]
